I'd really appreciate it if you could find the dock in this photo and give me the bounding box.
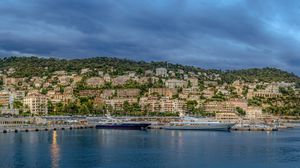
[231,127,278,131]
[0,125,96,134]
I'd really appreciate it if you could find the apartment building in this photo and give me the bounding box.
[23,93,48,115]
[0,90,10,106]
[155,68,167,77]
[165,79,187,88]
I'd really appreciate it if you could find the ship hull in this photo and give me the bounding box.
[162,123,235,131]
[96,123,151,130]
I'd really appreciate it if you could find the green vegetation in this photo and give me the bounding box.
[262,96,300,116]
[236,107,246,116]
[1,56,300,117]
[1,57,298,84]
[248,97,262,106]
[222,68,299,83]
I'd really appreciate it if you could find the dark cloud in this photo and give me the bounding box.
[0,0,300,75]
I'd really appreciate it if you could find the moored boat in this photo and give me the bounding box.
[96,122,151,130]
[95,115,151,130]
[162,117,235,131]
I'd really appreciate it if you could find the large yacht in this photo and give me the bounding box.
[95,115,151,130]
[162,116,235,131]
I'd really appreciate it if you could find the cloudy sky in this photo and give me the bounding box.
[0,0,300,74]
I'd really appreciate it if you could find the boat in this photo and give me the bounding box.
[162,117,235,131]
[95,114,151,130]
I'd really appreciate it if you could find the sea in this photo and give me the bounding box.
[0,128,300,168]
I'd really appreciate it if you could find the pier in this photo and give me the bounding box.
[231,127,278,131]
[0,124,96,133]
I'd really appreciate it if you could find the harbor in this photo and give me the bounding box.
[0,116,95,134]
[0,125,94,133]
[1,115,299,133]
[1,126,300,168]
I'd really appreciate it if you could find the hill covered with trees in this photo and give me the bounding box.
[0,56,299,84]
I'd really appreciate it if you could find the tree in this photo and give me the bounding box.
[41,88,48,95]
[279,87,295,96]
[123,101,131,115]
[236,107,246,116]
[248,97,262,106]
[13,100,23,109]
[79,104,90,114]
[186,100,198,114]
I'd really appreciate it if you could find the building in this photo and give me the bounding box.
[103,74,111,82]
[202,88,215,98]
[231,80,244,95]
[205,101,235,113]
[160,97,173,112]
[168,71,176,77]
[1,107,19,115]
[148,88,177,98]
[205,99,247,122]
[93,96,104,105]
[155,68,167,77]
[204,99,247,113]
[159,97,185,113]
[188,78,198,87]
[98,71,104,77]
[140,97,185,114]
[112,76,130,85]
[49,93,74,105]
[127,71,136,77]
[101,89,115,99]
[104,98,138,110]
[247,89,282,99]
[0,91,19,115]
[79,90,102,97]
[23,93,48,115]
[227,99,248,111]
[215,112,240,122]
[182,87,199,95]
[145,70,154,76]
[0,117,30,126]
[136,77,150,84]
[72,76,82,84]
[3,77,24,86]
[116,89,140,98]
[246,106,263,119]
[165,79,187,88]
[80,68,90,74]
[86,77,105,87]
[64,86,74,95]
[11,90,25,101]
[53,70,67,76]
[178,69,184,74]
[58,76,72,85]
[140,96,160,112]
[183,74,188,80]
[204,81,218,87]
[0,90,10,106]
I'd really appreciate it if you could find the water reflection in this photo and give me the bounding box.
[51,131,60,168]
[1,129,300,168]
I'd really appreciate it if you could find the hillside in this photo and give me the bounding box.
[0,56,299,83]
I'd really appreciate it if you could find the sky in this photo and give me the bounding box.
[0,0,300,75]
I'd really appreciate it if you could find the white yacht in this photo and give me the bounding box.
[162,116,235,131]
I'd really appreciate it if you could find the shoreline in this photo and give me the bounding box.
[1,115,300,133]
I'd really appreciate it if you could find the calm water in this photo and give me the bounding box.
[0,128,300,168]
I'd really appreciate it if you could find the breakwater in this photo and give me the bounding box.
[0,125,95,133]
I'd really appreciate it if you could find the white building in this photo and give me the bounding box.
[23,93,48,115]
[156,68,167,77]
[86,77,105,87]
[246,106,263,119]
[165,79,187,88]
